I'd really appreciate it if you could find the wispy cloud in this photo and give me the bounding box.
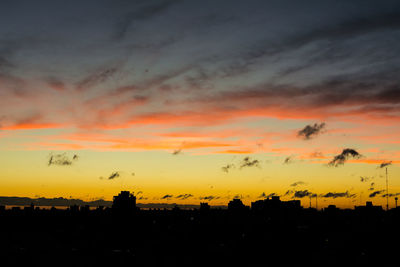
[369,190,385,198]
[240,157,260,169]
[48,153,79,166]
[113,0,181,40]
[161,194,173,199]
[290,181,306,187]
[283,156,294,165]
[172,149,182,155]
[199,195,220,201]
[175,194,193,200]
[320,191,356,198]
[360,176,373,182]
[108,172,120,180]
[258,192,277,199]
[221,164,235,173]
[379,161,392,168]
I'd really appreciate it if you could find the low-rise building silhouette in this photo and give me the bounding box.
[228,198,248,212]
[251,196,301,212]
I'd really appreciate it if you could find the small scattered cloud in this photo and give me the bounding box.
[293,190,316,198]
[379,161,392,168]
[240,157,260,169]
[108,172,120,180]
[360,176,373,182]
[284,190,294,196]
[172,149,182,155]
[175,194,193,200]
[48,153,79,166]
[199,195,219,201]
[258,192,277,199]
[381,193,400,198]
[290,181,306,187]
[369,190,385,198]
[320,191,356,198]
[328,148,362,167]
[297,122,326,140]
[161,194,173,199]
[283,156,294,164]
[368,182,375,191]
[221,164,235,173]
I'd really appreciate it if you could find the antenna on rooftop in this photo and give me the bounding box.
[386,167,389,211]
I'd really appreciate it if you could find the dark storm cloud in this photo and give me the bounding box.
[320,191,356,198]
[293,190,316,198]
[48,153,79,166]
[108,172,120,180]
[328,148,362,167]
[297,123,326,140]
[175,194,193,200]
[379,161,392,168]
[240,157,260,169]
[369,190,385,198]
[221,164,235,173]
[290,181,306,187]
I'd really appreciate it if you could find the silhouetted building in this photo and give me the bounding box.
[228,198,247,212]
[355,201,383,212]
[200,202,210,212]
[251,196,301,212]
[112,191,136,213]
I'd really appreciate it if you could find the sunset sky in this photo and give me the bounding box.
[1,0,400,208]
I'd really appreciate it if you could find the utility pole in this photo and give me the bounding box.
[386,167,389,211]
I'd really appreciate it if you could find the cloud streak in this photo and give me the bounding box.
[48,153,79,166]
[108,172,120,180]
[239,157,260,169]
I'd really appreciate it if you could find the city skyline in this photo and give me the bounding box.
[1,0,400,209]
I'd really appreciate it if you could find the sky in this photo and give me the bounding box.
[0,0,400,208]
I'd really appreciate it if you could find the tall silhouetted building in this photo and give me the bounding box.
[112,191,136,213]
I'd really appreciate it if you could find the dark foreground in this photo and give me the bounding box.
[1,206,400,266]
